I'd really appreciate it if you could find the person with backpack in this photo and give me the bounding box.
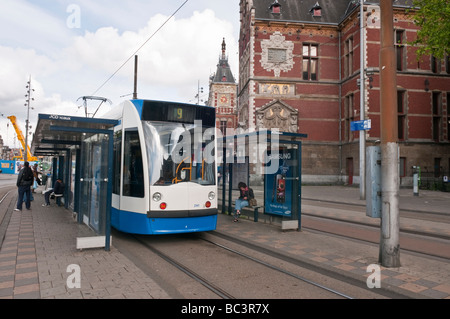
[15,161,34,211]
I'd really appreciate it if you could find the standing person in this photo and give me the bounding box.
[31,163,40,192]
[15,161,34,211]
[234,182,249,222]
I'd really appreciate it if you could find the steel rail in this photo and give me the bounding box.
[133,235,235,299]
[199,237,353,299]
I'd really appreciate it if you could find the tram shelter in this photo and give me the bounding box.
[219,130,307,230]
[31,114,118,251]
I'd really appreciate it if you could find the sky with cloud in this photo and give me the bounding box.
[0,0,240,148]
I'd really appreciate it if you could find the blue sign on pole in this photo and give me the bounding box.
[351,119,371,131]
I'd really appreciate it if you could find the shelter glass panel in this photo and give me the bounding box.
[79,134,110,235]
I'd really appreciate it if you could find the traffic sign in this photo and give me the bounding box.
[351,119,371,131]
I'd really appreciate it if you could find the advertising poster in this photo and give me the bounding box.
[14,161,39,174]
[0,161,15,174]
[264,148,294,217]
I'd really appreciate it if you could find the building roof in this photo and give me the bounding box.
[254,0,414,25]
[211,38,236,84]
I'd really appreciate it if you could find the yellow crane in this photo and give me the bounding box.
[7,115,38,162]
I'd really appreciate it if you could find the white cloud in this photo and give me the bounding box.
[0,1,240,149]
[0,0,74,56]
[67,9,237,88]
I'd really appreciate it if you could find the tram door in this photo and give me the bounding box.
[79,134,109,234]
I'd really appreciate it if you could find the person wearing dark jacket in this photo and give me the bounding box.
[15,161,34,211]
[233,182,249,222]
[43,178,65,206]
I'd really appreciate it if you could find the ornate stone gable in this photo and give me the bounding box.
[260,32,295,77]
[256,99,298,133]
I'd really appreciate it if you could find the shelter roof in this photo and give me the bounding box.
[31,114,118,156]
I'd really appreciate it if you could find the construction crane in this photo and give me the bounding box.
[7,115,38,162]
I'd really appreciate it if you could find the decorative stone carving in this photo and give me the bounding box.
[259,83,295,96]
[256,100,298,133]
[260,32,295,77]
[238,104,249,130]
[367,5,380,29]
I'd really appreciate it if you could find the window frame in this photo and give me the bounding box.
[302,43,319,81]
[122,128,145,198]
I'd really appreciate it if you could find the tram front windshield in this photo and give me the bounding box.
[143,121,216,186]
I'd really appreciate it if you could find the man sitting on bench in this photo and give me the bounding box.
[42,178,65,206]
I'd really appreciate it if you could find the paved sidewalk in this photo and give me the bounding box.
[218,185,450,299]
[301,185,450,239]
[0,191,169,299]
[1,180,449,299]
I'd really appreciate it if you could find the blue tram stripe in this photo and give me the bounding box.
[111,207,217,235]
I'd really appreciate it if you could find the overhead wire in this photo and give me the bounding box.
[91,0,190,96]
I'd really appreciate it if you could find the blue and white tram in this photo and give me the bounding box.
[107,99,218,234]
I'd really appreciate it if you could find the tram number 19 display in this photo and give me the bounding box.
[142,101,215,125]
[174,107,183,120]
[167,105,195,123]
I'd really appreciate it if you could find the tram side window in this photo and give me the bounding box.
[123,129,144,198]
[112,130,122,195]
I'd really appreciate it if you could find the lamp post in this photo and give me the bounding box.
[379,0,400,267]
[359,0,366,200]
[196,80,204,105]
[24,75,35,162]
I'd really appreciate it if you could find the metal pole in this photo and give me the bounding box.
[359,0,366,200]
[24,75,32,162]
[133,55,138,100]
[228,163,233,214]
[105,130,114,251]
[379,0,400,267]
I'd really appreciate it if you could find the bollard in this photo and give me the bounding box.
[412,166,420,197]
[254,207,259,222]
[413,172,419,196]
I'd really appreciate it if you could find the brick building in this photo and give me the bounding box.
[238,0,450,186]
[208,38,238,133]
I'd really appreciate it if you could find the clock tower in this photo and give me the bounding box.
[208,38,238,134]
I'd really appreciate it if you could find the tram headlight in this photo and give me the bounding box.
[152,192,162,202]
[208,191,216,200]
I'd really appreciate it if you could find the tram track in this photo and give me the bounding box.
[132,233,355,299]
[0,188,15,248]
[133,235,235,299]
[302,211,450,242]
[120,229,416,299]
[198,235,353,299]
[302,197,450,222]
[300,197,450,261]
[302,215,450,261]
[204,230,417,299]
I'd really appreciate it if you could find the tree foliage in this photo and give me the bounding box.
[409,0,450,59]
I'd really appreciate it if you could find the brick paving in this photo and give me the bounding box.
[1,182,449,299]
[218,185,450,299]
[217,212,450,299]
[0,209,40,298]
[0,191,169,299]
